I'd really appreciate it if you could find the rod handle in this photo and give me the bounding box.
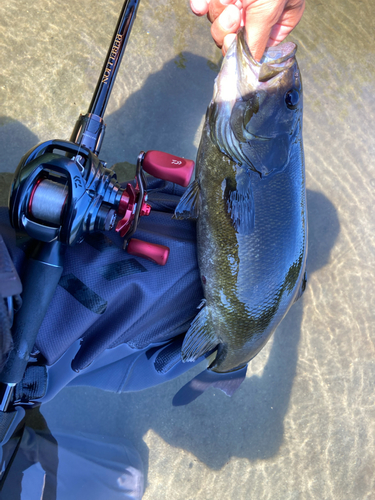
[0,241,65,385]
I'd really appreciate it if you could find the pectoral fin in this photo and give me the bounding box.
[223,174,254,234]
[241,133,290,176]
[173,179,200,220]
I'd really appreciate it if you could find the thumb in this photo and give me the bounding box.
[190,0,210,16]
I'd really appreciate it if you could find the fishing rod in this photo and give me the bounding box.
[0,0,194,415]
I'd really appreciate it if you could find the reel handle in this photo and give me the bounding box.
[127,238,169,266]
[142,151,194,187]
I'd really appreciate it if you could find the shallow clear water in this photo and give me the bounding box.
[0,0,374,498]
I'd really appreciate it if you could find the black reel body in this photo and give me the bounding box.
[10,140,120,246]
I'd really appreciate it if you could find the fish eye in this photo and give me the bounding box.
[285,89,299,110]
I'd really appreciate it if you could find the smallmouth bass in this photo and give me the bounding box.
[174,29,307,401]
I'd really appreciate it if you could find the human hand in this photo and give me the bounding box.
[190,0,305,61]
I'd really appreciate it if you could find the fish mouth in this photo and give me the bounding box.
[237,29,297,82]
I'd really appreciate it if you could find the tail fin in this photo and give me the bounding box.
[172,366,247,406]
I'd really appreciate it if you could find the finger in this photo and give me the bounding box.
[190,0,210,16]
[243,0,305,61]
[267,3,305,45]
[267,23,295,45]
[246,24,273,62]
[207,0,238,23]
[211,4,241,48]
[243,2,284,61]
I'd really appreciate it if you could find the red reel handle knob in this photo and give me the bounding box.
[142,151,194,187]
[127,238,170,266]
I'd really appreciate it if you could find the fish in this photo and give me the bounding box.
[173,29,307,404]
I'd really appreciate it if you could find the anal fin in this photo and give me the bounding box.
[181,305,219,362]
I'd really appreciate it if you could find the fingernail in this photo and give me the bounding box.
[220,0,233,5]
[218,9,236,30]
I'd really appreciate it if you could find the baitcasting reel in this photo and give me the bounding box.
[9,139,194,265]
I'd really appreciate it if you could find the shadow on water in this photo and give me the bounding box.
[0,118,39,175]
[100,52,219,167]
[0,51,340,485]
[0,121,39,206]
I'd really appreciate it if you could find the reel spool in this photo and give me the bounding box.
[29,178,68,226]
